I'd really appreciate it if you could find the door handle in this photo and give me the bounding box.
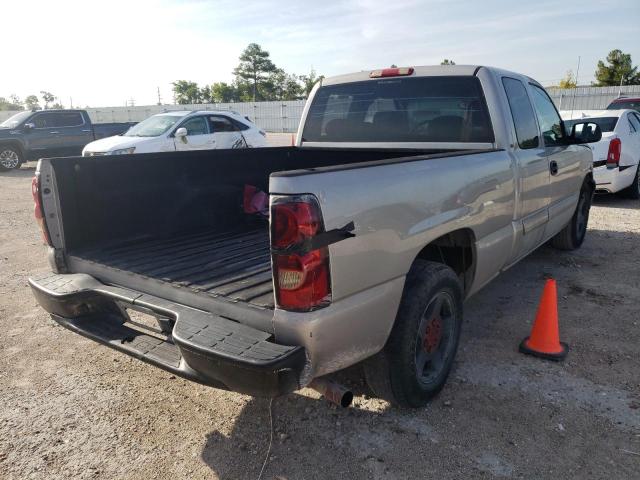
[82,129,92,132]
[49,131,60,134]
[550,160,559,176]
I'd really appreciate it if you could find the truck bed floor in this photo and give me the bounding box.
[68,227,275,309]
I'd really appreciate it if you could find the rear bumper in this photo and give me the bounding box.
[29,272,305,397]
[593,164,637,193]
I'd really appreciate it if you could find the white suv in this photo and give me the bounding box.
[83,110,267,156]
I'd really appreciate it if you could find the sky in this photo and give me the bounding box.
[2,0,639,108]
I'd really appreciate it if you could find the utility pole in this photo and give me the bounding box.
[569,56,581,119]
[618,75,626,98]
[69,97,73,109]
[157,86,162,105]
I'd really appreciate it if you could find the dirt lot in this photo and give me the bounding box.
[1,163,638,480]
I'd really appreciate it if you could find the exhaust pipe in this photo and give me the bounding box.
[309,377,353,408]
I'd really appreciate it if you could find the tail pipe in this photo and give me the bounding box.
[308,377,353,408]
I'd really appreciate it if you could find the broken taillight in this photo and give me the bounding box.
[271,195,330,311]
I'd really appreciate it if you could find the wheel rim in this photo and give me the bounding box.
[0,149,19,169]
[575,190,589,241]
[415,291,455,385]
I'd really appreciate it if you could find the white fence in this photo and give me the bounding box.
[0,100,306,133]
[547,85,640,111]
[2,85,639,131]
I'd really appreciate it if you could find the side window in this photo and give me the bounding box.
[54,112,84,127]
[502,77,539,149]
[181,116,208,136]
[209,116,237,133]
[32,113,54,128]
[628,113,640,133]
[530,85,565,147]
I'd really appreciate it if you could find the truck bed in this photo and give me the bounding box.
[68,226,274,309]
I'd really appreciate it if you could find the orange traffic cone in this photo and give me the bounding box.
[519,279,568,361]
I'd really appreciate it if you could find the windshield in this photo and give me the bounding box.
[301,76,494,143]
[0,111,32,129]
[124,114,181,137]
[565,117,618,133]
[607,100,640,112]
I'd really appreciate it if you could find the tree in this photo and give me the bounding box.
[40,91,56,109]
[24,95,40,110]
[200,85,213,103]
[211,82,239,103]
[0,96,23,111]
[558,70,577,89]
[594,49,640,86]
[172,80,201,104]
[264,69,303,100]
[299,68,324,96]
[50,102,65,109]
[233,43,277,101]
[441,59,456,65]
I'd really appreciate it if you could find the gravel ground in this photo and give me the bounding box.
[1,163,638,479]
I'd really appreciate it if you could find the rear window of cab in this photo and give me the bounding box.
[302,76,494,143]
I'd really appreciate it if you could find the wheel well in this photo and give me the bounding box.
[584,172,595,192]
[415,229,476,294]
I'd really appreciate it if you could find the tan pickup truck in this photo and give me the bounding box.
[30,65,602,407]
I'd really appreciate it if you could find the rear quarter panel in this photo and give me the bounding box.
[269,150,516,303]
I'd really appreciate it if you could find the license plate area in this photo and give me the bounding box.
[116,302,175,340]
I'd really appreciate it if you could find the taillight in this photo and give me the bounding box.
[271,195,330,311]
[607,138,621,167]
[369,67,414,78]
[31,174,51,245]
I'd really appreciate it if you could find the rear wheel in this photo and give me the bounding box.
[621,165,640,200]
[0,145,22,171]
[550,181,593,251]
[363,260,463,408]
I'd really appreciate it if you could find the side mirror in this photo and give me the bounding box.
[23,122,35,131]
[568,122,602,144]
[175,127,188,143]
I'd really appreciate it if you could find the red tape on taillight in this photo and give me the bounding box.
[271,196,331,311]
[607,138,621,167]
[31,175,51,245]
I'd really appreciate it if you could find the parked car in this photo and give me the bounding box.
[564,109,640,198]
[82,110,267,156]
[607,97,640,113]
[29,65,602,408]
[0,110,135,171]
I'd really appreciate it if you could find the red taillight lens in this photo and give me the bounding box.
[369,67,414,78]
[272,201,320,249]
[271,196,330,311]
[274,249,330,310]
[607,138,621,167]
[31,175,51,245]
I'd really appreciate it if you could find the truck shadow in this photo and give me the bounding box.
[199,386,402,480]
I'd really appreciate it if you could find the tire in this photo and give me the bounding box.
[550,181,593,251]
[0,145,22,171]
[621,165,640,200]
[363,260,463,408]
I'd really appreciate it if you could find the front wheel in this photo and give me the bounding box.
[550,181,593,251]
[0,145,22,171]
[363,260,463,408]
